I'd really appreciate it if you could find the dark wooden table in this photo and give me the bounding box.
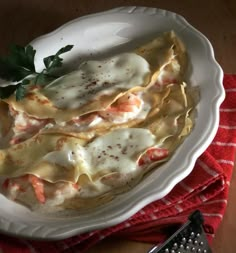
[0,1,235,252]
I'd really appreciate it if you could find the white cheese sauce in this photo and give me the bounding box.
[42,128,156,179]
[85,128,156,174]
[42,53,150,109]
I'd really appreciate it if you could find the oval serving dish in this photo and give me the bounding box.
[0,6,224,239]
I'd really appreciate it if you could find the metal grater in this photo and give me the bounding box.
[148,210,212,253]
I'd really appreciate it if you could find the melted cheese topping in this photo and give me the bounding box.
[43,53,150,109]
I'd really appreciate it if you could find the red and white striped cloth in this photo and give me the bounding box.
[0,74,235,253]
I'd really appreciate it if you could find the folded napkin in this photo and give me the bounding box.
[0,74,235,253]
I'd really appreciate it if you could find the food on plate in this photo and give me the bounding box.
[0,31,197,212]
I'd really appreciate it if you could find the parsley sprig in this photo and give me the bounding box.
[0,44,73,101]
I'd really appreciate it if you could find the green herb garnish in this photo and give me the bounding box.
[0,44,73,101]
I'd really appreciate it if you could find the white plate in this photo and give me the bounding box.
[0,6,224,239]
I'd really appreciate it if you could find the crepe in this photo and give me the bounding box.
[0,31,197,212]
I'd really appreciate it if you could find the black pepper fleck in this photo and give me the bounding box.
[116,143,122,148]
[122,147,127,155]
